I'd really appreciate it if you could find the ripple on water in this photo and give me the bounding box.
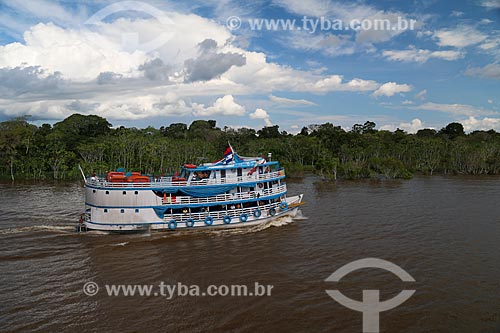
[0,176,500,332]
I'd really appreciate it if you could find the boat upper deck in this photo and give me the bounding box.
[86,169,286,189]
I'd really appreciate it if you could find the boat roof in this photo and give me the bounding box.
[182,146,278,171]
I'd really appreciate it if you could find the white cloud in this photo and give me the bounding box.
[269,95,317,107]
[193,95,245,117]
[480,18,494,24]
[0,8,413,121]
[0,23,149,80]
[0,12,234,81]
[465,63,500,79]
[433,26,487,48]
[451,11,464,17]
[379,118,425,133]
[272,0,330,17]
[250,108,272,127]
[285,32,356,56]
[415,89,427,100]
[480,0,500,9]
[312,75,380,93]
[224,53,395,95]
[461,116,500,132]
[372,82,412,97]
[0,93,195,121]
[383,48,463,63]
[413,102,496,117]
[402,100,414,105]
[416,30,433,38]
[0,91,248,121]
[479,39,500,51]
[355,12,416,44]
[2,0,82,28]
[272,0,418,45]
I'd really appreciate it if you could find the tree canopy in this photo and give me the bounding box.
[1,114,500,181]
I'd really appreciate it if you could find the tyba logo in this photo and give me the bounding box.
[325,258,415,333]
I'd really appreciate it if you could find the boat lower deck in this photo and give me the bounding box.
[81,195,304,233]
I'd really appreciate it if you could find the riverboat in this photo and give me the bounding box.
[79,146,304,232]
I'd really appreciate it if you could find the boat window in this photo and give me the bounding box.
[105,191,109,195]
[135,209,139,213]
[134,191,138,195]
[93,189,96,193]
[123,191,126,195]
[194,171,211,180]
[221,169,226,178]
[104,209,108,213]
[120,209,124,213]
[237,168,242,177]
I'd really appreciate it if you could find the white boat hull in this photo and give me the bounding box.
[81,194,303,233]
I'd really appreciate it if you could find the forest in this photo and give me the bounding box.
[1,113,500,181]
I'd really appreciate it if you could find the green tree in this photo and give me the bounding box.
[439,122,465,140]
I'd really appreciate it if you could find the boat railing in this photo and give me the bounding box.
[86,169,286,188]
[163,201,285,223]
[163,184,287,206]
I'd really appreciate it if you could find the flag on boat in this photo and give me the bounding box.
[218,144,242,165]
[223,147,233,164]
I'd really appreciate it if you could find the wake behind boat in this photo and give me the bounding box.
[78,146,304,232]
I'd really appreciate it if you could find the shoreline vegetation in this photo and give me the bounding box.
[2,114,500,181]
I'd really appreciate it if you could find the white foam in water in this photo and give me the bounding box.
[292,210,308,220]
[84,230,111,236]
[196,211,309,237]
[0,225,75,235]
[0,211,307,238]
[110,242,129,247]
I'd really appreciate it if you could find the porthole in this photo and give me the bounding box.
[120,209,125,213]
[123,191,126,195]
[105,191,109,195]
[134,191,138,195]
[135,209,139,213]
[104,209,108,213]
[93,189,96,193]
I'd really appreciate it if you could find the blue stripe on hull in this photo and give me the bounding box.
[84,208,297,231]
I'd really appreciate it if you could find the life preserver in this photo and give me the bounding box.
[258,183,264,189]
[168,219,177,230]
[205,216,214,225]
[279,202,289,210]
[253,208,262,218]
[186,218,195,228]
[223,215,232,224]
[240,213,248,222]
[268,207,277,216]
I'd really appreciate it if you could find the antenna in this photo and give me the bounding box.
[78,164,87,184]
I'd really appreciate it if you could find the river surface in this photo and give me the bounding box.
[1,176,499,332]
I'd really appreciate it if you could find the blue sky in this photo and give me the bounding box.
[0,0,499,132]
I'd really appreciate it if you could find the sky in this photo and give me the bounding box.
[0,0,499,133]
